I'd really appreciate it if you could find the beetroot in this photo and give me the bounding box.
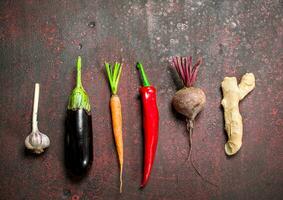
[172,56,205,129]
[172,56,215,186]
[172,87,206,120]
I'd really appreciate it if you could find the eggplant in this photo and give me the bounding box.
[65,56,93,175]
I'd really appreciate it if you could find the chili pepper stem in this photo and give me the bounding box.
[137,62,150,87]
[32,83,40,132]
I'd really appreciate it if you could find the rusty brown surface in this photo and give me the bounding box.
[0,0,282,199]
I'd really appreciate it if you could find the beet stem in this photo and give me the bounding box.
[172,56,202,87]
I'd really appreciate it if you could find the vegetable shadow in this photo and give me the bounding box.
[22,145,49,158]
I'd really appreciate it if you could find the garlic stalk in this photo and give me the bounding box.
[25,83,50,154]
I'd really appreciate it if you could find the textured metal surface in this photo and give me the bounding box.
[0,0,282,199]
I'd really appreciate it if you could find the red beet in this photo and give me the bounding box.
[172,56,216,187]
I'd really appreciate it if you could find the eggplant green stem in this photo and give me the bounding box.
[67,56,91,112]
[136,62,150,87]
[105,62,122,95]
[76,56,82,88]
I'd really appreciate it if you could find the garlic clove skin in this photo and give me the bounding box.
[25,130,50,154]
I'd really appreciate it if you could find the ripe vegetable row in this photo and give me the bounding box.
[25,56,255,192]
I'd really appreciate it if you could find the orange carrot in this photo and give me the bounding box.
[105,62,123,193]
[110,95,123,192]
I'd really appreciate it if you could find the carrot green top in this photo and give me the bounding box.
[105,62,122,95]
[68,56,91,112]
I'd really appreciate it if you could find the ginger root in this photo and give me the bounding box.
[221,73,255,155]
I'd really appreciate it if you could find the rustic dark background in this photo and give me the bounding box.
[0,0,282,200]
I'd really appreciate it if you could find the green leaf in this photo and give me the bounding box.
[105,62,123,95]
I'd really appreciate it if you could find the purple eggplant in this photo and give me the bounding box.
[65,56,93,175]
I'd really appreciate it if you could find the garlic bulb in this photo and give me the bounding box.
[25,83,50,154]
[25,130,50,154]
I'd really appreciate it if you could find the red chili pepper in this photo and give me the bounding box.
[137,62,159,188]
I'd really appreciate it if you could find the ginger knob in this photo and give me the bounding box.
[221,73,255,155]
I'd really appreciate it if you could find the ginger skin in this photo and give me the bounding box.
[221,73,255,156]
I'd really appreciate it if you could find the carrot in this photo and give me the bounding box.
[110,95,123,192]
[105,62,123,193]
